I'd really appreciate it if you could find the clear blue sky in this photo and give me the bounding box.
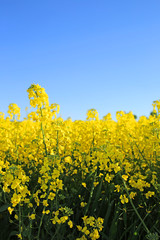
[1,0,160,120]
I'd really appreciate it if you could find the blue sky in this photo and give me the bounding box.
[0,0,160,120]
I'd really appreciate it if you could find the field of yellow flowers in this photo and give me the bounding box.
[0,84,160,240]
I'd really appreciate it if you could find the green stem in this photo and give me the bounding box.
[56,130,59,157]
[41,122,47,156]
[37,181,51,240]
[37,208,45,240]
[18,203,22,238]
[40,107,47,156]
[84,171,97,215]
[119,173,150,235]
[3,191,7,203]
[28,219,32,240]
[51,224,61,240]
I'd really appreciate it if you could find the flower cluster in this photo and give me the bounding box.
[0,84,159,239]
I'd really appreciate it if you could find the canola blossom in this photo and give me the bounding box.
[0,84,160,240]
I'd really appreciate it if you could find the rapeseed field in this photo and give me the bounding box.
[0,84,160,240]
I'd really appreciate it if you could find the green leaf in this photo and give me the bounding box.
[8,231,18,240]
[103,200,114,233]
[146,232,159,240]
[91,178,103,213]
[109,204,121,240]
[0,204,10,213]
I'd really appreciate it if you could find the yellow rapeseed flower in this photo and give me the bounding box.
[68,220,73,228]
[120,194,129,204]
[29,214,36,220]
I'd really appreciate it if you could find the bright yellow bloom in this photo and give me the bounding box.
[43,200,49,207]
[65,156,72,164]
[122,175,128,181]
[8,207,14,215]
[115,185,121,192]
[82,182,86,188]
[145,191,155,199]
[120,194,129,204]
[15,214,18,220]
[90,229,100,240]
[81,202,87,207]
[60,216,68,223]
[29,214,36,220]
[17,233,22,239]
[68,220,73,228]
[129,192,137,199]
